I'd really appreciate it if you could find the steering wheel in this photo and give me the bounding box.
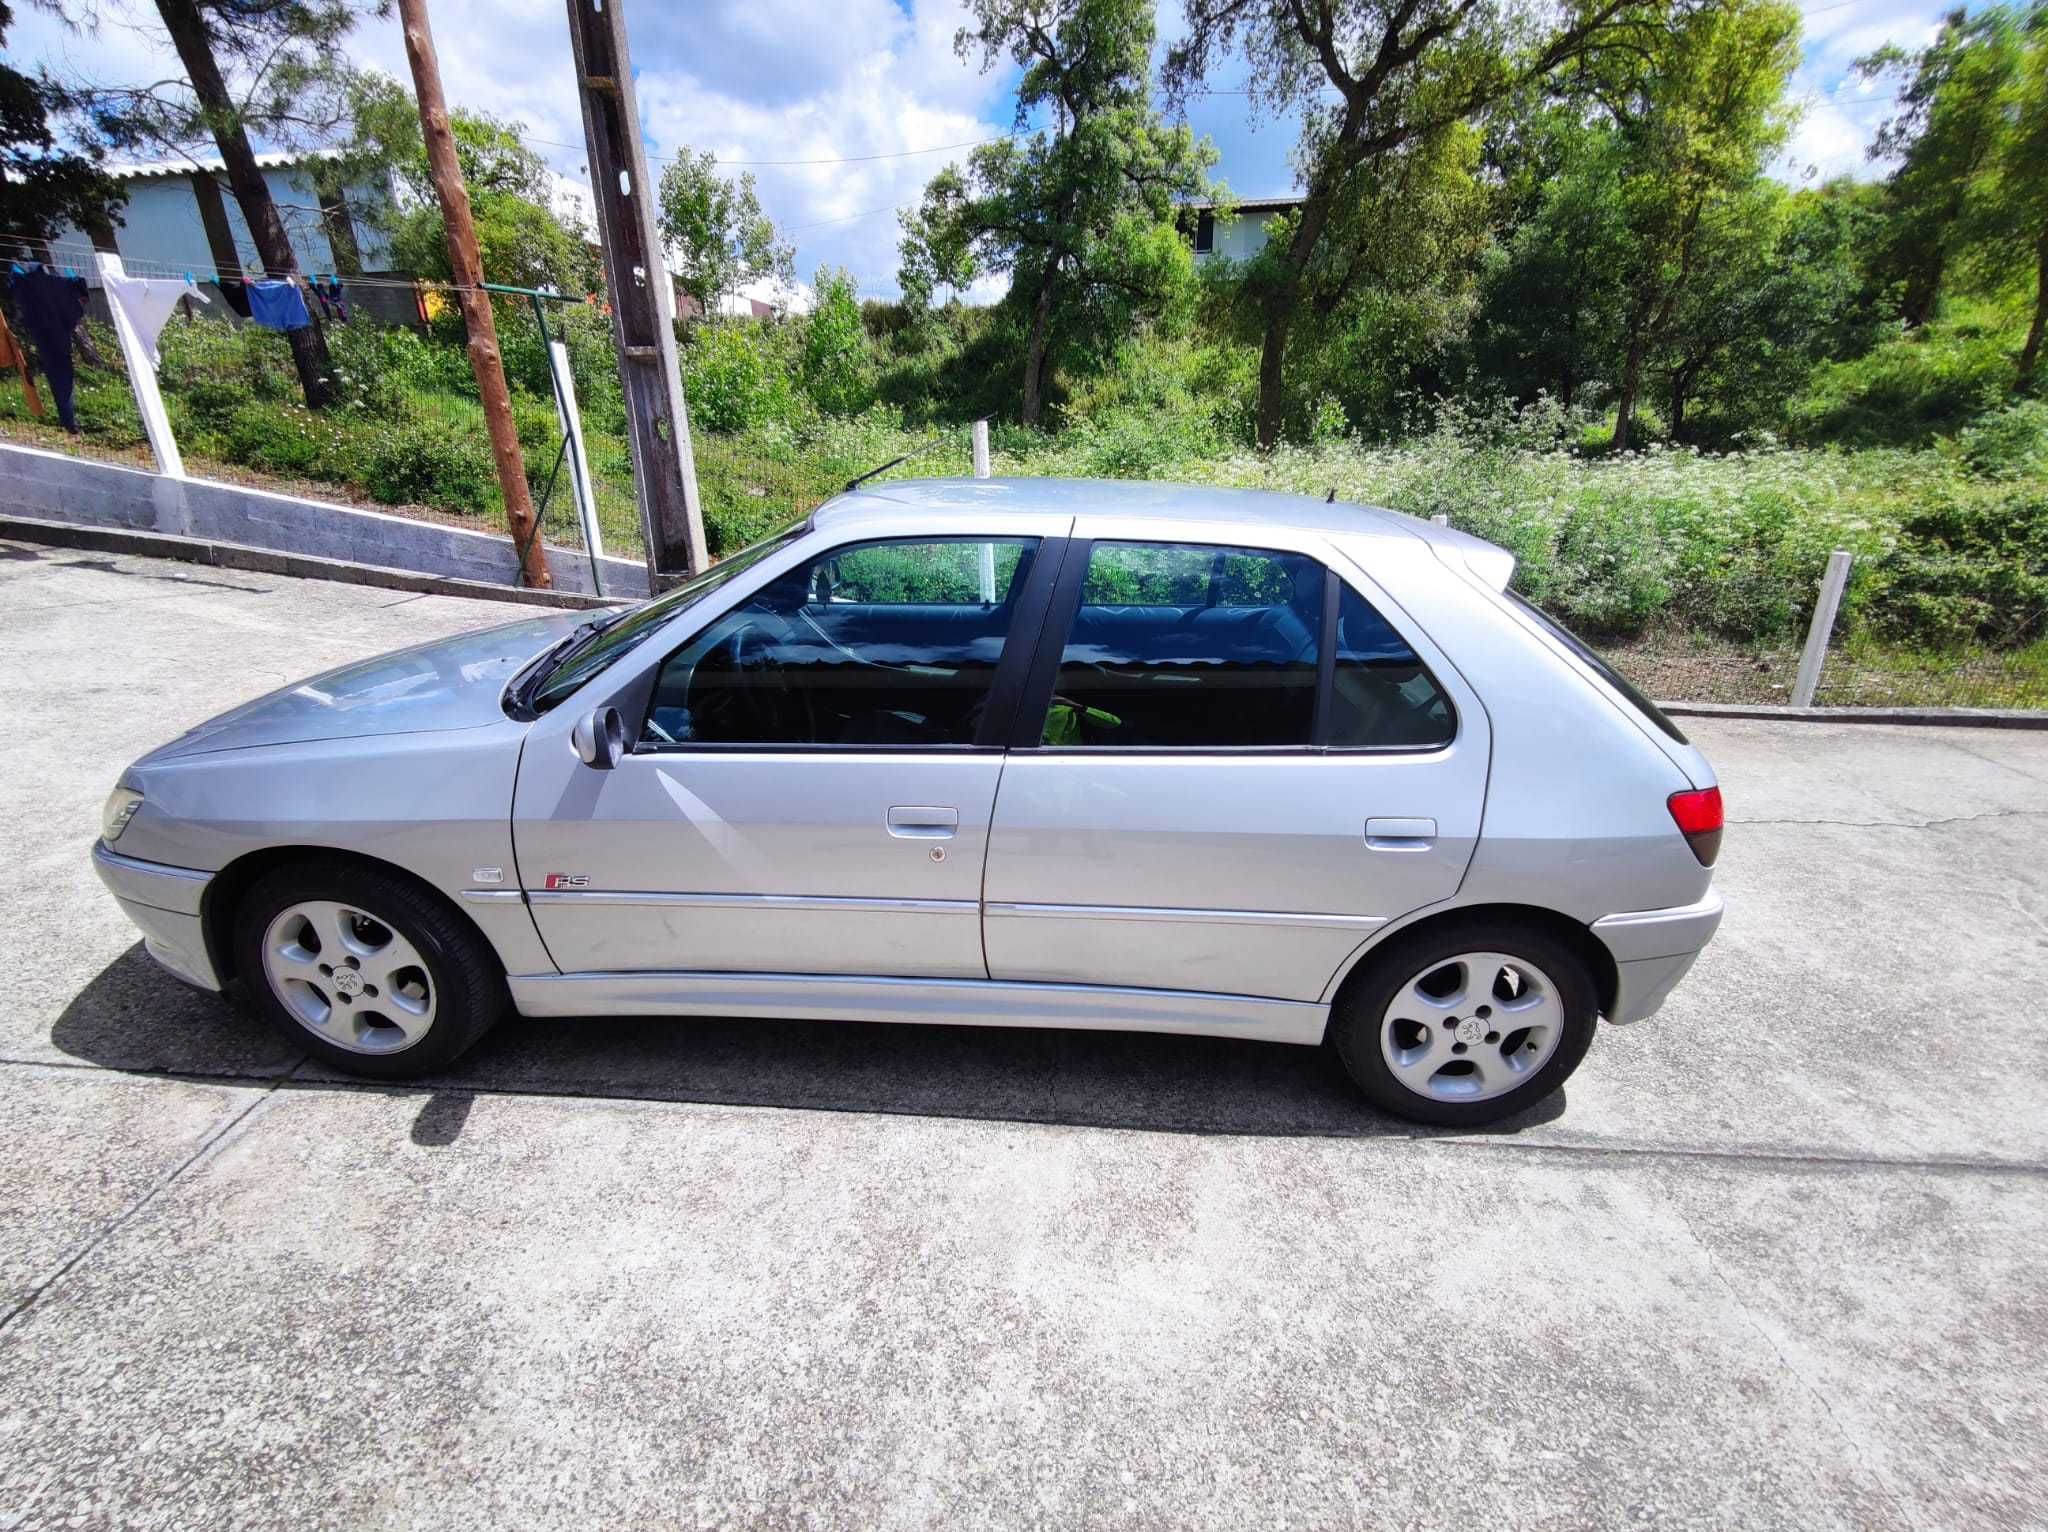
[719,613,815,742]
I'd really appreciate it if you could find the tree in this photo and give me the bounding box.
[64,0,372,408]
[0,3,124,241]
[1594,0,1800,449]
[898,0,1214,427]
[800,267,871,414]
[1862,3,2048,387]
[655,148,792,316]
[343,74,599,292]
[1859,7,2026,329]
[1166,0,1677,448]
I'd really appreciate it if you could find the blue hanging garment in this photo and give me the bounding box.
[247,278,312,332]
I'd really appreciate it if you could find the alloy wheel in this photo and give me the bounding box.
[261,899,437,1055]
[1377,949,1565,1104]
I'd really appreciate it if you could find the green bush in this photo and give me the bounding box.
[363,424,496,512]
[799,269,873,416]
[1866,487,2048,647]
[1958,400,2048,480]
[1788,315,2014,447]
[683,320,797,432]
[221,402,357,480]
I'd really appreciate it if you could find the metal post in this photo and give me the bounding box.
[972,418,990,479]
[972,419,995,599]
[1792,549,1853,708]
[547,339,606,596]
[565,0,708,588]
[95,253,184,478]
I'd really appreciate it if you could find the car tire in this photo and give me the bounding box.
[234,858,507,1080]
[1329,918,1598,1127]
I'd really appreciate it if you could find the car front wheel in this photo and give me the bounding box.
[1330,919,1598,1127]
[235,859,506,1079]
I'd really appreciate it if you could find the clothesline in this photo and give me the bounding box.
[0,234,596,302]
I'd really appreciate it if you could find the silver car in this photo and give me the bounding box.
[93,478,1723,1126]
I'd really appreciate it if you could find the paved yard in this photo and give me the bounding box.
[1,538,2044,1530]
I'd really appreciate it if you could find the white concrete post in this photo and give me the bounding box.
[1430,513,1448,526]
[972,420,996,601]
[547,338,606,596]
[94,253,184,478]
[1792,549,1853,708]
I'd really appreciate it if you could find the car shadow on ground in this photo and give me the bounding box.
[51,944,1568,1142]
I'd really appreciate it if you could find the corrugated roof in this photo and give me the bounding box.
[102,147,340,181]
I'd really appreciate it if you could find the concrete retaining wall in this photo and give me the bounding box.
[0,441,648,598]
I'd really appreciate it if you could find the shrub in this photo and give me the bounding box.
[364,424,496,512]
[221,402,358,479]
[1865,487,2048,648]
[1958,400,2048,481]
[1788,316,2014,447]
[799,269,873,416]
[683,320,796,432]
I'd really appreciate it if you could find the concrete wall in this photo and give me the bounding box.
[0,442,647,599]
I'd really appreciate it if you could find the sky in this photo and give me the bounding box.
[8,0,1955,301]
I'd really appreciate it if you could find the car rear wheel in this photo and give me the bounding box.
[1330,919,1598,1127]
[235,859,506,1080]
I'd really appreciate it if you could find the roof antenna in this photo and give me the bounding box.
[1326,487,1337,503]
[843,431,957,493]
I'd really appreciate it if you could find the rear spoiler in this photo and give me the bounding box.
[1410,518,1515,591]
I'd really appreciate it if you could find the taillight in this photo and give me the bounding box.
[1668,786,1723,866]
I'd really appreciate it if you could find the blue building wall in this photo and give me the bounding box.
[55,164,392,285]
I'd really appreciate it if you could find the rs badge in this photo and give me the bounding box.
[544,873,591,890]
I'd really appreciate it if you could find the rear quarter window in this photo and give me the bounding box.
[1506,592,1690,746]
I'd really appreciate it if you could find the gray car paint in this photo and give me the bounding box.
[95,477,1722,1047]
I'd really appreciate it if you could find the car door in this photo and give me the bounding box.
[514,533,1061,979]
[980,523,1489,1003]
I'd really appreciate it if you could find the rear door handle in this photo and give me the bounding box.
[887,806,959,839]
[1366,816,1437,850]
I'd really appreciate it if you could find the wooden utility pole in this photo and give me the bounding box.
[565,0,708,587]
[396,0,553,589]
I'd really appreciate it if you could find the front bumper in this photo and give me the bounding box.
[92,841,222,991]
[1591,890,1724,1025]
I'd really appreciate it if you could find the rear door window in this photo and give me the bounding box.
[1037,541,1325,747]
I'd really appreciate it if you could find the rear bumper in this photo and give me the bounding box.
[1591,890,1723,1025]
[92,841,223,992]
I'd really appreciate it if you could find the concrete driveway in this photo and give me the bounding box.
[1,537,2043,1530]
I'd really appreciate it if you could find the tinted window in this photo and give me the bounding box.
[643,538,1038,747]
[528,523,804,713]
[1328,587,1455,749]
[1506,592,1689,745]
[1039,542,1323,747]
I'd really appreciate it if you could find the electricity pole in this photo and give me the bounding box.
[565,0,709,587]
[396,0,553,589]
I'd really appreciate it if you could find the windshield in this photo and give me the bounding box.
[527,524,806,713]
[1506,592,1691,746]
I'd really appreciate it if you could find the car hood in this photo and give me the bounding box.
[140,610,587,761]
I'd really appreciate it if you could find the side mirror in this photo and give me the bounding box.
[571,705,628,770]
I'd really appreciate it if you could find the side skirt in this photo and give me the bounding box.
[506,971,1330,1046]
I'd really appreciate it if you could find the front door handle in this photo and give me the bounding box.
[1366,816,1437,850]
[887,806,959,839]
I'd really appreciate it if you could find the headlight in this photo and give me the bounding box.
[101,787,143,843]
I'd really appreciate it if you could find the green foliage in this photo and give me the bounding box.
[1868,486,2048,647]
[1958,399,2048,479]
[656,148,794,313]
[363,424,497,513]
[898,0,1214,424]
[0,1,124,240]
[799,269,872,415]
[682,320,798,432]
[1788,310,2016,446]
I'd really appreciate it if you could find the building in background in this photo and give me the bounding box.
[45,151,394,285]
[1183,196,1304,265]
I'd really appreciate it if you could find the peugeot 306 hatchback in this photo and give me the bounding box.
[94,478,1723,1126]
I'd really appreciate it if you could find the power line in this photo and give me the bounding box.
[518,130,1015,170]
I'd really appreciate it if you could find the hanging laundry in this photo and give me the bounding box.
[247,278,312,332]
[104,272,209,368]
[217,277,252,319]
[311,275,349,324]
[6,265,86,431]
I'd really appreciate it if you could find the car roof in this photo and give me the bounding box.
[815,477,1514,588]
